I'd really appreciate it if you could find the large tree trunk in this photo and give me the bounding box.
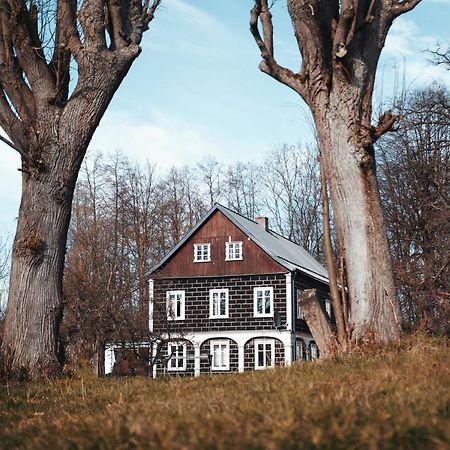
[314,93,401,342]
[2,150,76,378]
[250,0,422,348]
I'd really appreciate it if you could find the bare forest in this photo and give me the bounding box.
[57,82,450,366]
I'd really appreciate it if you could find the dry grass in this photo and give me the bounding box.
[0,335,449,449]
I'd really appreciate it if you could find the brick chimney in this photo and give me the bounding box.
[256,216,269,231]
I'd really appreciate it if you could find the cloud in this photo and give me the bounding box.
[163,0,228,37]
[381,16,450,93]
[89,109,227,170]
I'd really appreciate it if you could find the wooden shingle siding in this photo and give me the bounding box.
[153,274,287,333]
[153,210,286,278]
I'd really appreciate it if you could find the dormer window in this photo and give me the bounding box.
[194,243,211,262]
[225,241,243,261]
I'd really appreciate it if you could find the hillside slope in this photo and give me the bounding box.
[1,336,449,449]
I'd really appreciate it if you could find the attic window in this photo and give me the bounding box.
[194,243,211,262]
[225,241,243,261]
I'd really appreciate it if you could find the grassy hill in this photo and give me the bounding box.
[1,335,449,449]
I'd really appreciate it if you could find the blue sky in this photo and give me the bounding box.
[1,0,450,242]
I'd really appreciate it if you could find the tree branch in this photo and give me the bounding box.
[371,110,398,142]
[391,0,422,18]
[250,1,306,97]
[51,0,80,103]
[0,11,36,124]
[0,134,31,162]
[333,1,354,59]
[6,0,55,94]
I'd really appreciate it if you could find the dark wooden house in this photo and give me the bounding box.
[104,204,330,376]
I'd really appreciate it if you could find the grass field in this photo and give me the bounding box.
[0,335,449,449]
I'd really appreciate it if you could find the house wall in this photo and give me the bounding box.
[293,273,330,333]
[152,210,286,278]
[153,274,287,333]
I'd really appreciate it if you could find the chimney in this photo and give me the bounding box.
[256,216,269,231]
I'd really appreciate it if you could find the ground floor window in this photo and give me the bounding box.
[210,340,230,371]
[296,339,307,361]
[309,341,319,360]
[254,339,275,369]
[168,342,187,371]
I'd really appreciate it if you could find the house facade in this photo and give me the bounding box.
[104,204,330,376]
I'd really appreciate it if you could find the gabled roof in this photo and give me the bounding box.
[149,203,328,284]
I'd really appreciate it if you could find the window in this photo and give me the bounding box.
[325,298,332,317]
[254,287,274,317]
[254,339,275,369]
[225,241,243,260]
[310,341,319,360]
[168,342,186,371]
[194,243,211,262]
[166,290,185,320]
[296,339,307,361]
[296,290,305,319]
[210,340,229,371]
[209,289,229,318]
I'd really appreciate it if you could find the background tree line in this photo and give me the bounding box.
[1,84,448,368]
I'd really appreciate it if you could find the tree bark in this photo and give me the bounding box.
[2,151,76,378]
[314,93,401,342]
[250,0,422,346]
[299,289,336,358]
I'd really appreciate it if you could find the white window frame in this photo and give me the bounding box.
[193,243,211,262]
[209,288,229,319]
[225,241,243,261]
[253,286,274,317]
[325,298,332,317]
[254,338,275,370]
[210,340,230,371]
[166,290,185,320]
[167,342,187,371]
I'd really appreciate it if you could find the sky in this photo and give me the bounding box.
[1,0,450,243]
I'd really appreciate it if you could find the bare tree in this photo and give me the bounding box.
[0,0,161,378]
[263,144,324,260]
[250,0,422,348]
[224,161,262,219]
[63,154,201,372]
[428,44,450,70]
[197,156,224,208]
[377,85,450,334]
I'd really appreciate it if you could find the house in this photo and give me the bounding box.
[104,203,330,376]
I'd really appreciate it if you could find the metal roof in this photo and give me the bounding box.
[149,203,329,283]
